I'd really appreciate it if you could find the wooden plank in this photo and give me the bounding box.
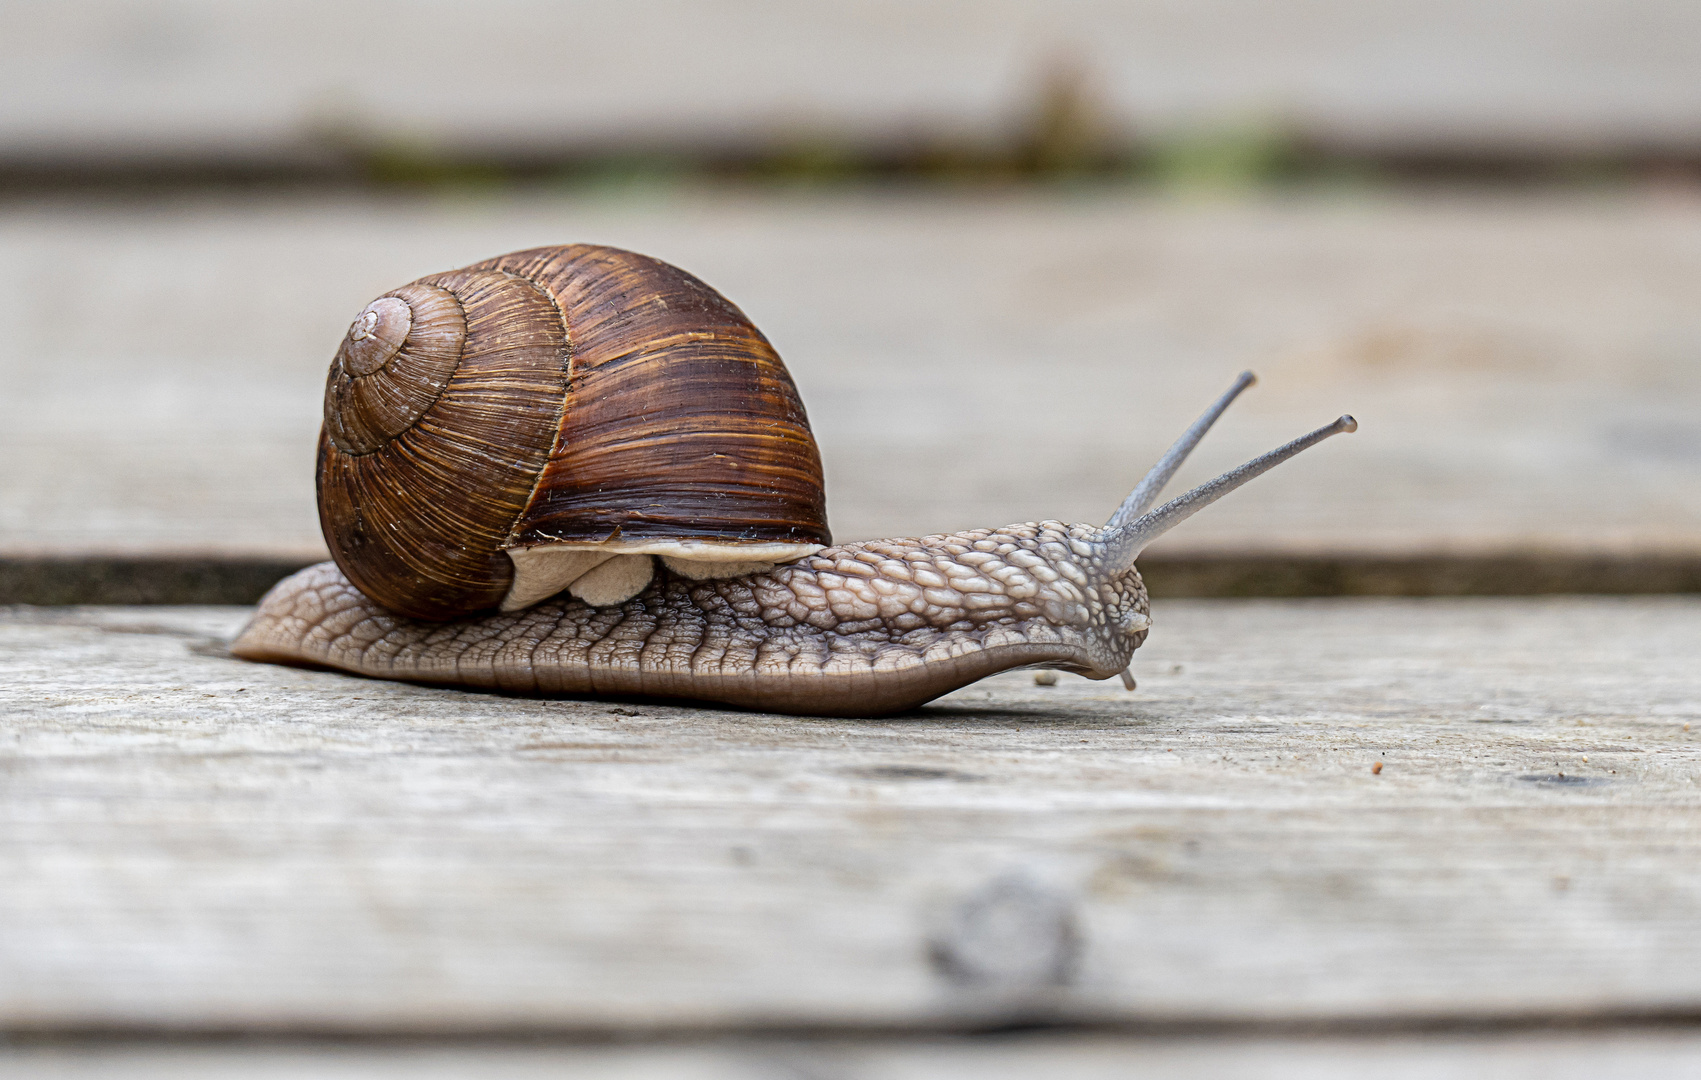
[4,193,1700,570]
[5,1029,1701,1079]
[7,0,1701,168]
[3,597,1698,1032]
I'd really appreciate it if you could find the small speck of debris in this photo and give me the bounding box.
[1372,761,1383,775]
[1170,664,1184,675]
[1033,671,1059,686]
[1687,724,1692,732]
[1554,875,1571,891]
[1582,756,1588,762]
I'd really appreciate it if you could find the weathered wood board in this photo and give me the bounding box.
[4,192,1700,567]
[5,1029,1701,1079]
[10,0,1701,165]
[3,597,1699,1032]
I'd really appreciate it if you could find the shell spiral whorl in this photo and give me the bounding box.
[317,269,566,619]
[324,284,467,454]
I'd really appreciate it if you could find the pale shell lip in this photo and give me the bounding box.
[512,539,826,562]
[501,539,825,612]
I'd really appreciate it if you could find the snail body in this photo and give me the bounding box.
[234,246,1354,717]
[234,520,1148,717]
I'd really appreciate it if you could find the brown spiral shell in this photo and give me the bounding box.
[317,244,831,620]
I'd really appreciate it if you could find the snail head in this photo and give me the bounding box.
[1026,372,1356,682]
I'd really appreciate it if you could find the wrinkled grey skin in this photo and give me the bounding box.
[233,520,1150,717]
[235,374,1353,716]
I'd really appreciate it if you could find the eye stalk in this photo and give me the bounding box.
[1101,373,1357,574]
[1107,370,1257,530]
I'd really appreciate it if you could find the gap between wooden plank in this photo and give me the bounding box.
[7,1010,1701,1042]
[3,552,1700,605]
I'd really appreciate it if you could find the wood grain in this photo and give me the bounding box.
[7,195,1701,565]
[3,597,1699,1032]
[5,1029,1701,1078]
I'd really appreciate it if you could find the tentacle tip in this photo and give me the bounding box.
[1238,370,1258,387]
[1337,414,1358,433]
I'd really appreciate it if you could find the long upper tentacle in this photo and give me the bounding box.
[1106,371,1257,531]
[1104,414,1358,573]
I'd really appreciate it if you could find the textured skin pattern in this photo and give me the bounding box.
[234,522,1151,717]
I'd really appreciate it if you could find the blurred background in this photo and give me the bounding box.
[3,0,1701,590]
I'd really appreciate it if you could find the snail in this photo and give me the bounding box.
[232,244,1355,717]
